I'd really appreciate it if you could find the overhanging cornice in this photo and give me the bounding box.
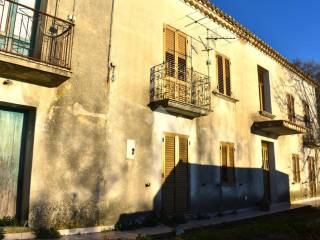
[184,0,319,88]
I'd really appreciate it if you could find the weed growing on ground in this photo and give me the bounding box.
[35,227,61,239]
[0,217,18,227]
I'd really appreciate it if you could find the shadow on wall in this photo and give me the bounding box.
[115,161,290,229]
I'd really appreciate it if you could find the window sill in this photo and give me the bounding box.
[212,90,239,103]
[259,111,276,119]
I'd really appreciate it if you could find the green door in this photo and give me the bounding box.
[0,109,25,218]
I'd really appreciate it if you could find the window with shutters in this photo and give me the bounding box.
[292,154,300,183]
[258,66,272,113]
[220,142,235,184]
[287,94,295,122]
[164,26,187,81]
[302,100,311,128]
[216,54,231,97]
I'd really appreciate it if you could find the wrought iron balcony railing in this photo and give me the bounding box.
[150,62,211,111]
[303,129,320,148]
[0,0,74,69]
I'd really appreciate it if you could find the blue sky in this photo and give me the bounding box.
[210,0,320,63]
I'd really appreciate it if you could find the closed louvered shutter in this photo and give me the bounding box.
[175,137,189,213]
[177,34,186,56]
[217,55,224,94]
[225,58,231,96]
[287,94,292,121]
[292,155,297,183]
[262,143,269,171]
[296,156,300,182]
[291,96,295,122]
[228,144,235,183]
[220,143,228,183]
[303,101,311,127]
[165,28,175,78]
[292,155,300,183]
[258,67,265,111]
[177,34,186,81]
[162,135,190,215]
[162,135,175,215]
[287,94,295,122]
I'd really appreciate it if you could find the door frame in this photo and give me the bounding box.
[0,101,36,224]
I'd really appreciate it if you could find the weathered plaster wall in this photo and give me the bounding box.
[0,0,112,228]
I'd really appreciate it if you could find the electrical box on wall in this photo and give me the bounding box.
[126,140,135,160]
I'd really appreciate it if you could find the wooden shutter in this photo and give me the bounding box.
[262,143,269,171]
[292,155,297,183]
[303,101,311,127]
[175,137,189,213]
[177,34,186,57]
[220,143,235,184]
[221,144,228,167]
[291,96,295,122]
[165,28,175,53]
[217,55,224,94]
[287,94,292,121]
[287,94,295,122]
[292,155,300,183]
[165,27,175,78]
[162,135,175,214]
[228,144,235,183]
[220,143,228,183]
[258,67,265,111]
[308,157,316,182]
[177,33,187,81]
[225,59,231,96]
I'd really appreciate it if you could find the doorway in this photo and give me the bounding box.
[262,142,271,203]
[162,134,189,215]
[0,104,35,223]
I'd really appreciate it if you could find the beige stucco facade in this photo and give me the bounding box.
[0,0,319,229]
[106,0,319,219]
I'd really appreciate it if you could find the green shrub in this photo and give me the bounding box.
[114,220,140,231]
[0,228,4,240]
[115,213,160,231]
[0,216,18,227]
[35,228,61,239]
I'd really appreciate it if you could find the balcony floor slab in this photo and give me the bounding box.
[0,51,71,87]
[149,99,210,119]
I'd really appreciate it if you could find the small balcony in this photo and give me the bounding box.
[0,0,74,87]
[303,130,320,148]
[251,120,306,139]
[149,62,211,119]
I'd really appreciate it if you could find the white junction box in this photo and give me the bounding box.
[126,139,135,160]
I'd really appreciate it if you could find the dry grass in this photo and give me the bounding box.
[166,206,320,240]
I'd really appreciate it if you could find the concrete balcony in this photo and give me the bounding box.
[0,0,74,87]
[148,62,211,119]
[251,120,306,139]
